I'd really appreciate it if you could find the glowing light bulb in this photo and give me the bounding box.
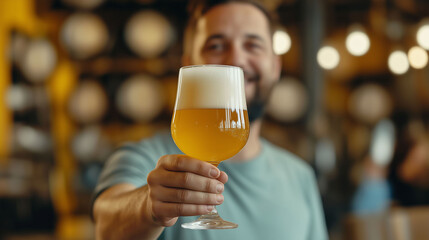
[408,46,428,69]
[317,46,340,70]
[388,50,409,75]
[273,30,291,55]
[346,30,370,56]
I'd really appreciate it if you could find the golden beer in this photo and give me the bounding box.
[171,108,249,166]
[173,65,248,229]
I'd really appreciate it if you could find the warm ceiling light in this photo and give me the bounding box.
[267,77,307,122]
[116,74,164,122]
[317,46,340,70]
[5,84,33,111]
[125,10,173,58]
[388,50,409,75]
[15,125,51,153]
[68,80,108,124]
[408,46,428,69]
[61,12,109,59]
[346,30,370,56]
[417,23,429,50]
[273,30,291,55]
[20,39,57,83]
[348,84,392,124]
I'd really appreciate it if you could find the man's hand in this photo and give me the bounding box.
[144,155,228,227]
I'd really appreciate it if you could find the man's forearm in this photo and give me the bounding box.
[93,184,164,240]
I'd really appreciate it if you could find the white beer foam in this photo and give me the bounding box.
[175,65,247,110]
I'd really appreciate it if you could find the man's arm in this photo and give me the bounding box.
[93,184,164,240]
[93,154,228,240]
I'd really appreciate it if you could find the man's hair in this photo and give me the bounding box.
[183,0,277,56]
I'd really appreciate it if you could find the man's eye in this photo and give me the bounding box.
[206,43,224,51]
[246,42,262,51]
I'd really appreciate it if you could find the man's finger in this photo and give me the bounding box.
[156,171,224,193]
[217,171,228,184]
[160,155,220,178]
[152,201,214,218]
[151,187,224,205]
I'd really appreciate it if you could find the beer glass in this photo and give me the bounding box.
[171,65,250,229]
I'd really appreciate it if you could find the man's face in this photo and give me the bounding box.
[184,3,281,121]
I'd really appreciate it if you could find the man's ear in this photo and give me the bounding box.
[182,55,191,66]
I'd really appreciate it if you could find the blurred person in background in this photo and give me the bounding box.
[352,114,429,214]
[91,0,328,239]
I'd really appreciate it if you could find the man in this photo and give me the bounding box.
[352,119,429,214]
[92,0,328,239]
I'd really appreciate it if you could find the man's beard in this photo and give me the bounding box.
[245,76,276,123]
[247,99,265,123]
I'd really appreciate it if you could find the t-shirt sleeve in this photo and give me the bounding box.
[92,139,164,207]
[304,169,329,240]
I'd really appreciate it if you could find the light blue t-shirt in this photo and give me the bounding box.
[94,132,328,240]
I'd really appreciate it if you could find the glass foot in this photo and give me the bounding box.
[181,218,238,230]
[181,209,238,229]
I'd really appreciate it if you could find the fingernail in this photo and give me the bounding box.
[207,205,214,211]
[216,184,224,193]
[216,194,224,204]
[210,168,219,178]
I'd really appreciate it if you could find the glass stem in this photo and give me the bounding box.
[209,206,218,215]
[198,206,222,220]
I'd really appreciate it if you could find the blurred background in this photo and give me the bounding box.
[0,0,428,239]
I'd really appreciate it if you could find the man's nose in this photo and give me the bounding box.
[224,44,247,68]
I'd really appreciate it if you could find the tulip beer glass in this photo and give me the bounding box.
[171,65,249,229]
